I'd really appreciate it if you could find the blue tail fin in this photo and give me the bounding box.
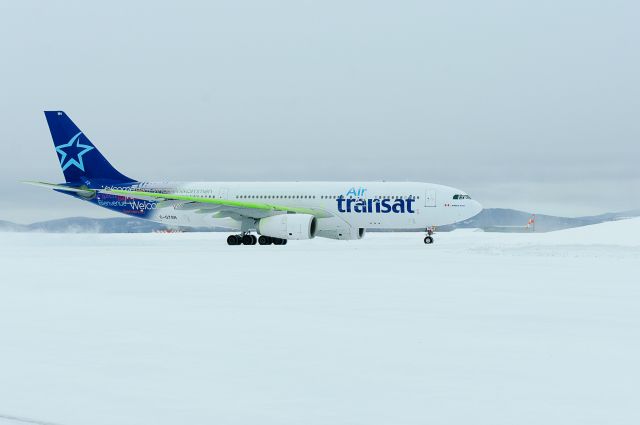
[44,111,135,184]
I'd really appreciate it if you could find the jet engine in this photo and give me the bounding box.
[257,214,317,240]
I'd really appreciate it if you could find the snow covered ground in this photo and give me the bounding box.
[0,219,639,425]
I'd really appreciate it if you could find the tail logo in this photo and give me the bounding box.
[55,131,95,172]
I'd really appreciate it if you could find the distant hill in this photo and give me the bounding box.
[441,208,640,232]
[0,217,184,233]
[1,209,639,233]
[26,217,169,233]
[0,220,29,232]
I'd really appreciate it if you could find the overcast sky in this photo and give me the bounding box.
[1,0,638,222]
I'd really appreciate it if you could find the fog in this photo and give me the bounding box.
[1,0,638,222]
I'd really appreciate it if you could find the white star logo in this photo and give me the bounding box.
[55,132,95,172]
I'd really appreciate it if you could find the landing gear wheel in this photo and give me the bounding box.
[227,235,240,245]
[423,227,435,245]
[258,235,272,245]
[242,234,254,245]
[250,235,257,245]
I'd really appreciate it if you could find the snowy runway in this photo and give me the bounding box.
[1,220,639,425]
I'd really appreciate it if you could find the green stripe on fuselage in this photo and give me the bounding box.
[108,189,330,217]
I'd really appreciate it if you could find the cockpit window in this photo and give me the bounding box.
[453,194,471,200]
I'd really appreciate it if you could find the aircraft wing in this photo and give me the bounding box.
[24,181,333,220]
[95,188,333,220]
[96,188,334,220]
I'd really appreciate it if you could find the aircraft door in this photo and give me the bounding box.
[219,187,229,200]
[424,189,436,207]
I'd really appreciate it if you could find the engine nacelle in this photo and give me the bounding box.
[315,217,365,240]
[258,214,317,240]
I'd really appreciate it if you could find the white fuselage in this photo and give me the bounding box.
[125,181,482,232]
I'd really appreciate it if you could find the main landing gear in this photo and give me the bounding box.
[424,227,435,245]
[227,233,256,245]
[258,235,287,245]
[226,233,287,246]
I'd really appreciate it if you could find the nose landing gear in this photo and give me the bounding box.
[424,227,435,244]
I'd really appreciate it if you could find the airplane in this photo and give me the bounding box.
[25,111,482,245]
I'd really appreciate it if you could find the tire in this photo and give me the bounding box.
[281,239,288,245]
[258,235,271,245]
[424,236,434,244]
[250,235,257,245]
[242,234,253,245]
[227,235,238,245]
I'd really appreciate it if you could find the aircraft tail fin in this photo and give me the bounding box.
[44,111,135,184]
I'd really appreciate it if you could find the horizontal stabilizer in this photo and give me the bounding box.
[22,181,96,197]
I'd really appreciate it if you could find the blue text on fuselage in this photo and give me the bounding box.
[346,187,367,197]
[337,197,415,214]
